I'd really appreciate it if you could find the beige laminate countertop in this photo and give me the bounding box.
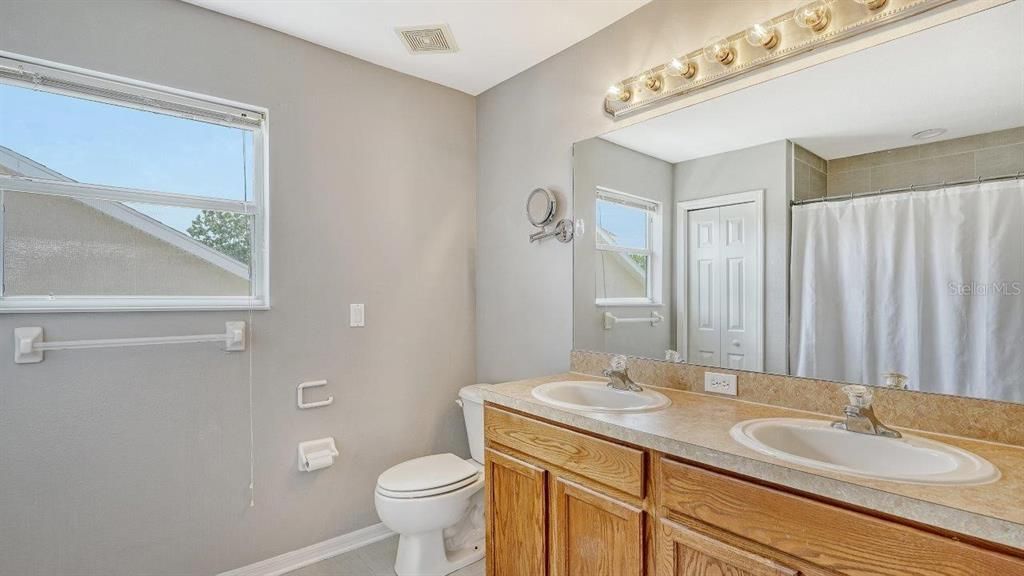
[480,373,1024,550]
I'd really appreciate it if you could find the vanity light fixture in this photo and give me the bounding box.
[603,0,953,117]
[607,83,631,102]
[793,1,831,32]
[746,21,780,50]
[703,36,736,65]
[854,0,889,9]
[667,58,697,79]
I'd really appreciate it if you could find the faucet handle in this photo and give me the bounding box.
[609,354,628,372]
[840,385,873,408]
[883,372,909,390]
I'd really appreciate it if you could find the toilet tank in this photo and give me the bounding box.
[458,384,488,463]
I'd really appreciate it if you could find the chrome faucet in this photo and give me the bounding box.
[603,355,643,392]
[831,385,901,438]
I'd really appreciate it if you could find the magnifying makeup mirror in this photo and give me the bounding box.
[527,188,573,243]
[527,187,557,227]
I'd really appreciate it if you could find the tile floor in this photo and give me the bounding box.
[285,535,484,576]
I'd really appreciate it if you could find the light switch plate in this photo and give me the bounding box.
[704,371,737,396]
[349,304,365,327]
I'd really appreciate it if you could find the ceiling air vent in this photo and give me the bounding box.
[396,24,459,55]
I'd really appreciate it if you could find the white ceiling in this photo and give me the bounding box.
[185,0,650,95]
[601,1,1024,163]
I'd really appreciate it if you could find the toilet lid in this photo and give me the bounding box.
[376,472,481,499]
[377,453,479,494]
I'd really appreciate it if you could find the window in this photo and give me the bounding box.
[0,55,268,311]
[594,187,661,305]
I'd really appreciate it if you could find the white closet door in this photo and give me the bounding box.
[687,207,721,366]
[686,202,761,370]
[719,202,760,371]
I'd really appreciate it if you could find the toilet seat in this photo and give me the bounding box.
[376,472,480,499]
[376,453,480,499]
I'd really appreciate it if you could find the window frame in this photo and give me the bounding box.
[594,186,662,307]
[0,52,270,313]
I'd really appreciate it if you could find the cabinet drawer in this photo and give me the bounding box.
[657,519,802,576]
[484,405,644,498]
[659,457,1024,576]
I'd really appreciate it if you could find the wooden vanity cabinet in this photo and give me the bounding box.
[658,458,1024,576]
[484,404,1024,576]
[484,405,647,576]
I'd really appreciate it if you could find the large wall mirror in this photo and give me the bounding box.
[573,2,1024,404]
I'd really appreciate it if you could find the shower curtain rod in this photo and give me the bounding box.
[791,172,1024,206]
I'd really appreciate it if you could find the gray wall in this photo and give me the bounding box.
[573,138,673,357]
[0,2,476,575]
[673,141,792,374]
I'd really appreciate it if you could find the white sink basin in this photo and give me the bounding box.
[730,418,999,485]
[531,380,671,413]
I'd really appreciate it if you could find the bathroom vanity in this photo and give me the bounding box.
[481,376,1024,576]
[484,4,1024,573]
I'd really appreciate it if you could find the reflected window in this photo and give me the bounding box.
[0,56,267,311]
[595,188,660,305]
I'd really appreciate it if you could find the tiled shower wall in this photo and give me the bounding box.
[793,144,828,201]
[793,127,1024,201]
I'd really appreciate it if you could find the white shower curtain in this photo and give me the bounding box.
[790,180,1024,403]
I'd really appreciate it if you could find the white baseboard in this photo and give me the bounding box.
[218,522,394,576]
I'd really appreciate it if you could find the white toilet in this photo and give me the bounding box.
[374,384,487,576]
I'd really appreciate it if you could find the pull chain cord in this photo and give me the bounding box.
[248,302,255,508]
[242,131,256,509]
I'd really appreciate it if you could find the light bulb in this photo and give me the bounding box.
[607,83,631,102]
[642,72,663,92]
[793,1,830,32]
[745,21,779,49]
[702,37,735,66]
[668,58,697,79]
[853,0,888,9]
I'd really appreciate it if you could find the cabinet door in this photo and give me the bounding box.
[551,476,643,576]
[657,519,800,576]
[486,448,548,576]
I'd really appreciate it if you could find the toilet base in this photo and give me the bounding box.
[394,530,484,576]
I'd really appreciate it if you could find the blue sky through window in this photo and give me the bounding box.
[596,198,648,249]
[0,83,253,232]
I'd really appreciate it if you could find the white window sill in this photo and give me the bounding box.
[0,297,269,313]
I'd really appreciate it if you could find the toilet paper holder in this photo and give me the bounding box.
[297,437,339,472]
[297,380,334,409]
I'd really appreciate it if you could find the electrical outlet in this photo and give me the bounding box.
[704,371,737,396]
